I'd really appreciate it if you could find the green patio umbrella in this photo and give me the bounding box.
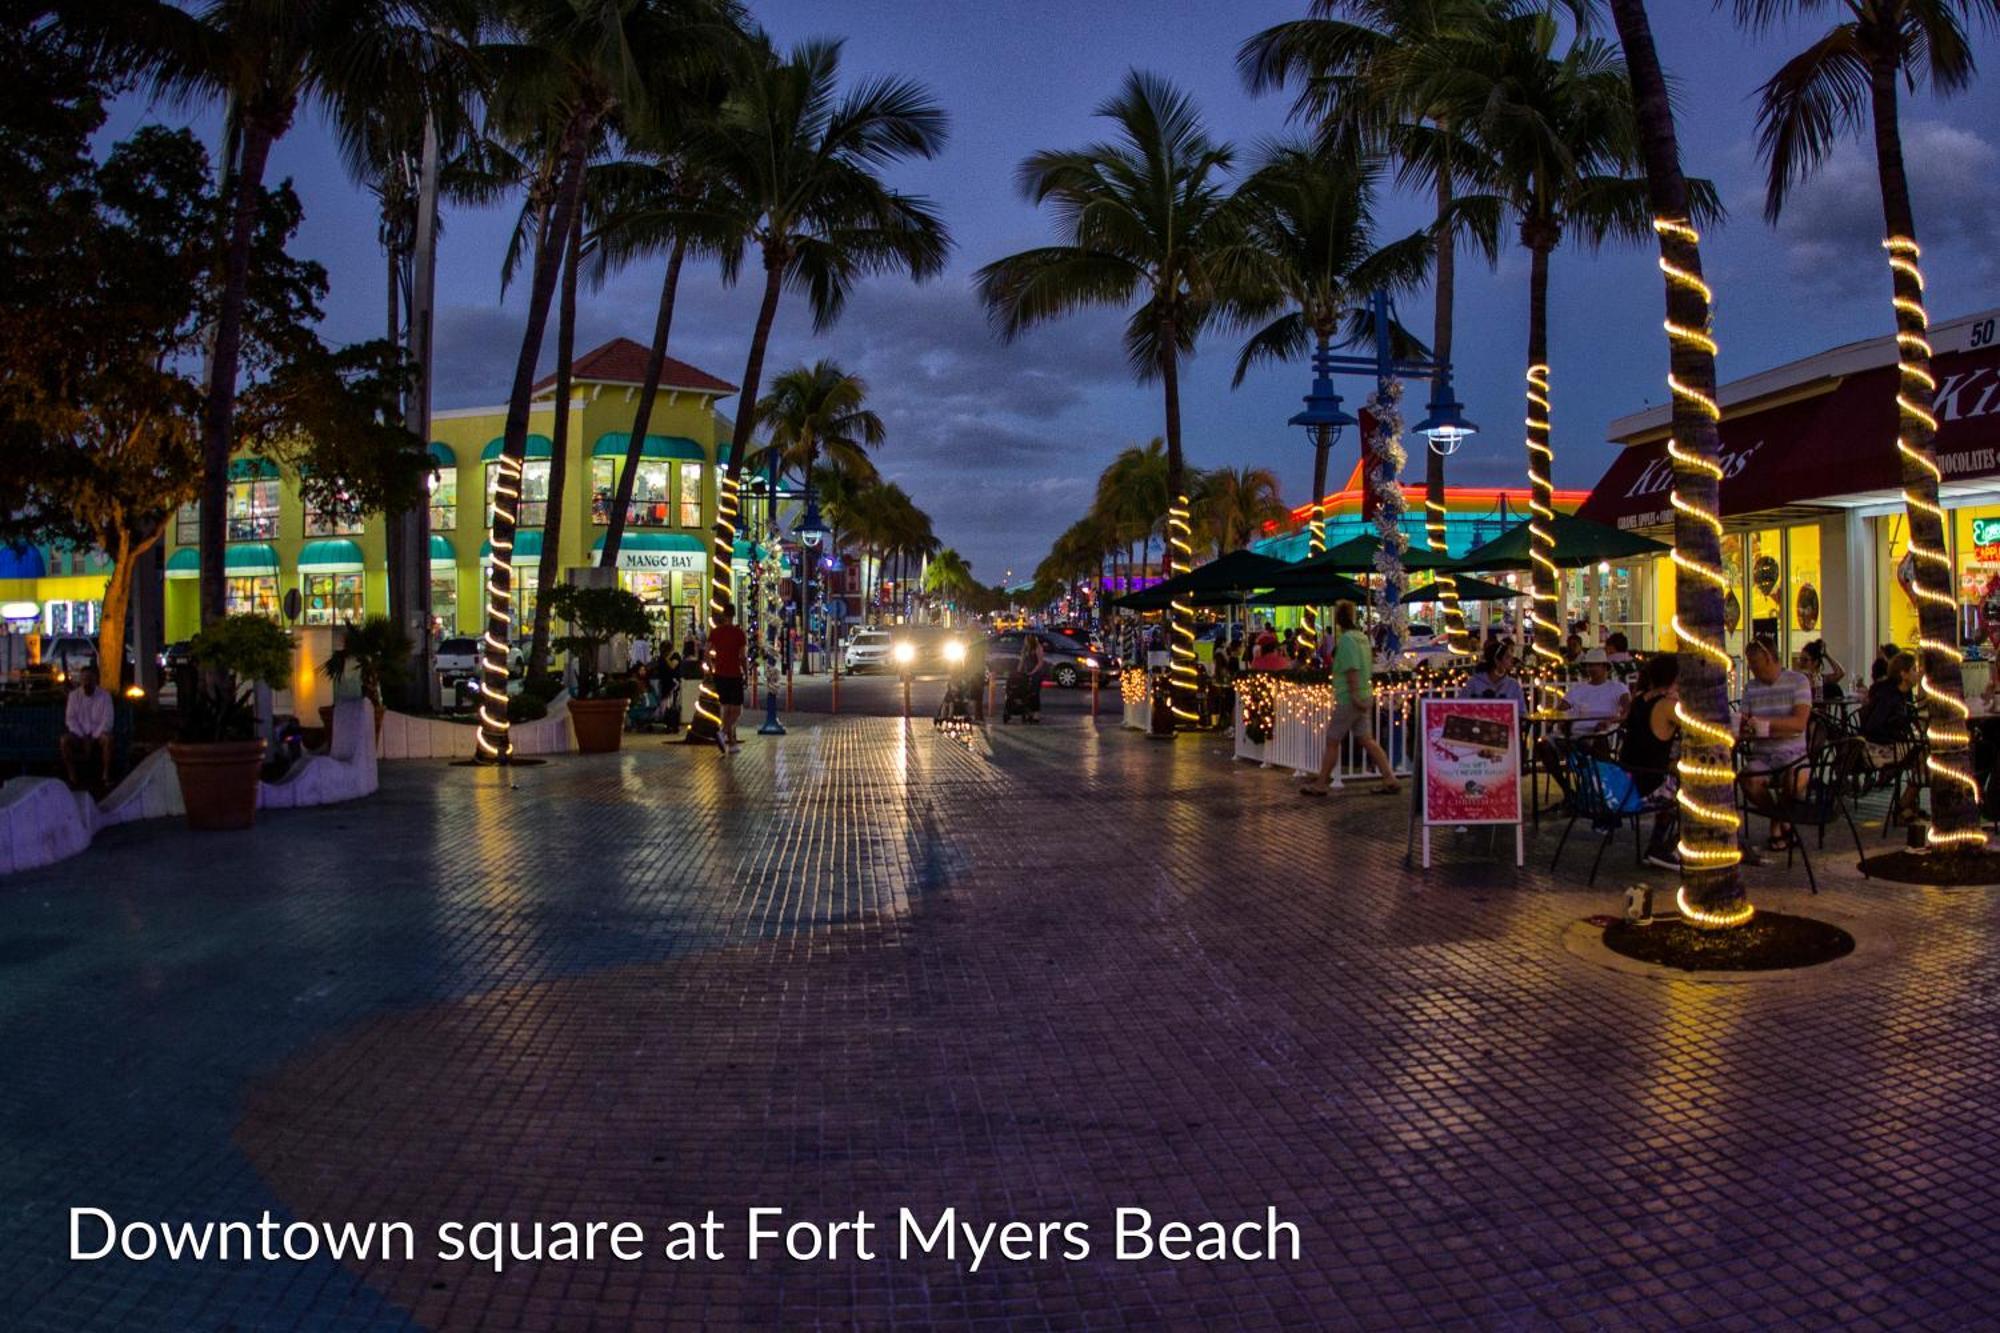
[1398,575,1524,604]
[1244,572,1370,607]
[1264,533,1458,583]
[1109,549,1294,611]
[1456,516,1668,572]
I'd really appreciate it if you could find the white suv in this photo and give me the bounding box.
[843,628,893,672]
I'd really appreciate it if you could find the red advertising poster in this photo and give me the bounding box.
[1420,698,1522,827]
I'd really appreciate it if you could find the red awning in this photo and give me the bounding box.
[1581,343,2000,529]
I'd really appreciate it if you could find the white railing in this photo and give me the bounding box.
[1233,677,1440,780]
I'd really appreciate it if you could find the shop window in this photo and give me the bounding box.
[1788,525,1822,653]
[480,564,536,640]
[486,460,549,528]
[304,490,365,537]
[225,575,280,619]
[175,504,199,545]
[1748,528,1784,647]
[226,478,281,541]
[301,572,364,626]
[430,569,458,636]
[1956,507,2000,643]
[589,458,672,527]
[679,462,703,528]
[430,465,457,531]
[1719,533,1746,668]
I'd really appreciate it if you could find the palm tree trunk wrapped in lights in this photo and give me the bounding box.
[1166,495,1201,724]
[1608,0,1749,928]
[1523,360,1562,673]
[691,472,740,736]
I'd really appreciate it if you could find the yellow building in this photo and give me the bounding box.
[152,336,740,646]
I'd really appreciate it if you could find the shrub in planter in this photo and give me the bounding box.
[546,584,652,755]
[172,615,294,830]
[321,615,412,748]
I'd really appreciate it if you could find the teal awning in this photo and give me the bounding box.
[297,538,366,573]
[226,457,279,482]
[590,432,706,461]
[479,531,542,559]
[226,543,279,575]
[427,441,456,467]
[732,538,757,562]
[478,434,554,462]
[429,534,455,564]
[165,548,200,579]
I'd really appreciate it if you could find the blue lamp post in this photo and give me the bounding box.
[1299,290,1478,650]
[793,489,828,675]
[1288,340,1358,652]
[757,451,787,737]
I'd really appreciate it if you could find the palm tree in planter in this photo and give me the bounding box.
[544,583,654,754]
[322,615,413,747]
[1731,0,2000,860]
[172,614,295,831]
[978,72,1256,724]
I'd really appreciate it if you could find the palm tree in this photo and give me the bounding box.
[977,72,1255,723]
[680,36,951,633]
[1093,439,1173,598]
[1608,0,1749,924]
[473,0,740,758]
[1240,0,1537,653]
[106,0,451,627]
[1424,11,1718,671]
[1733,0,1998,854]
[1194,466,1288,557]
[524,190,584,681]
[922,548,976,624]
[751,360,885,489]
[1226,140,1433,642]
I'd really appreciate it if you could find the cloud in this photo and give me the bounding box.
[1759,120,2000,300]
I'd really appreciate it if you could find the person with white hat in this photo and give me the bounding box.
[1563,648,1630,737]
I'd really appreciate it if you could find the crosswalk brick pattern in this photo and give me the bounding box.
[4,716,1999,1329]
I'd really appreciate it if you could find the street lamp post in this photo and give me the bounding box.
[1299,290,1479,653]
[794,486,828,676]
[757,452,787,737]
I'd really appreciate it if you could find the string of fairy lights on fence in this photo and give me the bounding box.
[1884,236,1983,850]
[1167,494,1200,723]
[476,450,522,760]
[1524,363,1562,673]
[1653,216,1749,927]
[693,472,740,732]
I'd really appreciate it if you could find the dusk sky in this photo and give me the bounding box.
[102,1,2000,584]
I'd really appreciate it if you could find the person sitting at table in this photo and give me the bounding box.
[1739,636,1813,851]
[1247,632,1292,672]
[1462,638,1525,706]
[1858,650,1922,825]
[1563,629,1586,663]
[59,664,115,792]
[1871,641,1902,685]
[1561,648,1630,738]
[1619,653,1682,869]
[1801,638,1846,701]
[1603,632,1635,665]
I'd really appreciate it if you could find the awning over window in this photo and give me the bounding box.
[297,538,366,574]
[590,432,707,461]
[428,441,456,467]
[226,543,279,575]
[165,548,200,579]
[430,534,455,564]
[479,531,543,560]
[590,531,705,572]
[1581,341,2000,530]
[226,457,280,482]
[478,434,554,462]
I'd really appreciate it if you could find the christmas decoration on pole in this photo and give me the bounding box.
[1367,382,1410,655]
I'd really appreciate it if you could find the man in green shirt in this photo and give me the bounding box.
[1299,601,1400,796]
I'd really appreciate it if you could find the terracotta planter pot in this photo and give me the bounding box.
[169,740,267,831]
[568,697,628,754]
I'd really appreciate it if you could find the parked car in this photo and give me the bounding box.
[41,635,99,681]
[156,640,194,676]
[842,628,894,672]
[435,635,524,677]
[984,630,1114,689]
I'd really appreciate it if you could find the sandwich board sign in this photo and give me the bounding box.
[1416,697,1524,868]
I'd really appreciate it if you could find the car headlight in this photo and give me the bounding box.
[1082,656,1099,669]
[943,640,966,664]
[892,641,916,666]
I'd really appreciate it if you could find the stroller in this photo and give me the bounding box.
[1000,670,1041,724]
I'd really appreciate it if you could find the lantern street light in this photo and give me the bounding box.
[793,490,828,675]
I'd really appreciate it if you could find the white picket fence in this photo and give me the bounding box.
[1231,680,1434,780]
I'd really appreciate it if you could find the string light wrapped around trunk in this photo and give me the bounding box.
[476,452,522,761]
[1299,500,1326,657]
[1167,494,1199,723]
[1523,363,1562,675]
[1423,489,1465,652]
[694,472,741,733]
[1652,216,1749,928]
[1881,236,1983,850]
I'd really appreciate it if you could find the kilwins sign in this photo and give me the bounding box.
[1581,341,2000,530]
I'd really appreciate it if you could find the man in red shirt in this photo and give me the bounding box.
[706,600,748,752]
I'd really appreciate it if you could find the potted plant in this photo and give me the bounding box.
[321,615,412,746]
[545,582,652,754]
[170,614,294,830]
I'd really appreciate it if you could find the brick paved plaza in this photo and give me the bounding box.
[5,714,2000,1330]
